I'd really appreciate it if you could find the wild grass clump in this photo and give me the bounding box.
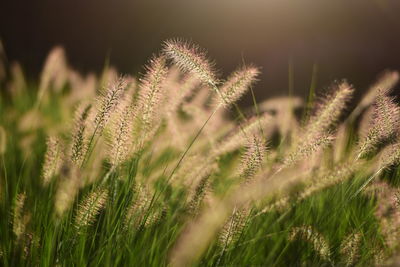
[1,39,400,266]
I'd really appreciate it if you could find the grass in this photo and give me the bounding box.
[0,39,400,266]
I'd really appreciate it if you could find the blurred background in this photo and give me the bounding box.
[1,0,400,105]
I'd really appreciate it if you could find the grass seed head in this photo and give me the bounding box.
[216,65,260,108]
[94,76,128,133]
[41,136,63,185]
[75,188,108,230]
[358,93,400,159]
[163,39,218,87]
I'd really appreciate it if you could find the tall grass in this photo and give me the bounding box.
[1,39,400,266]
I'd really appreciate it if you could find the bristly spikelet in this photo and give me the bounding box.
[74,188,108,230]
[369,181,400,252]
[283,133,334,168]
[186,171,212,216]
[41,136,62,186]
[289,225,331,262]
[13,193,30,241]
[135,55,168,139]
[94,76,127,133]
[305,81,354,140]
[70,104,92,166]
[163,39,218,87]
[124,184,156,229]
[38,46,67,96]
[238,134,266,182]
[108,99,134,168]
[216,65,260,108]
[0,125,6,155]
[380,143,400,170]
[340,232,362,266]
[354,71,399,117]
[358,93,400,159]
[214,114,271,157]
[218,207,250,248]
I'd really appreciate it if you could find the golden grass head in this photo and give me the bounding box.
[41,136,63,186]
[305,81,354,140]
[289,225,331,262]
[94,76,128,133]
[163,39,218,87]
[0,125,6,156]
[217,65,260,108]
[75,188,108,231]
[137,55,168,132]
[238,134,266,181]
[71,103,92,166]
[358,93,400,159]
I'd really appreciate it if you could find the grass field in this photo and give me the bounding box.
[1,40,400,266]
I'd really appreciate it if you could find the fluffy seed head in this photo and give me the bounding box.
[41,136,62,185]
[75,188,108,230]
[238,134,266,182]
[13,193,28,240]
[94,76,127,132]
[340,232,362,266]
[108,99,134,167]
[358,71,399,112]
[284,133,334,168]
[217,65,260,107]
[358,93,400,158]
[218,207,250,248]
[124,184,159,229]
[380,143,400,170]
[305,81,354,140]
[0,125,6,155]
[214,114,271,157]
[289,225,331,261]
[136,55,168,136]
[71,104,92,166]
[163,39,218,87]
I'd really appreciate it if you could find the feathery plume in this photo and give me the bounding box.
[288,225,331,261]
[186,171,212,216]
[305,81,354,141]
[358,94,400,159]
[340,232,362,266]
[94,76,127,133]
[214,114,272,157]
[216,65,260,108]
[75,188,108,230]
[70,104,92,166]
[135,55,168,141]
[38,46,68,98]
[283,133,334,168]
[218,207,249,248]
[0,125,6,156]
[41,136,62,186]
[351,71,399,120]
[13,193,30,241]
[163,39,218,87]
[237,134,266,182]
[258,163,356,214]
[8,62,27,97]
[108,99,134,167]
[124,184,154,229]
[369,181,400,251]
[380,143,400,170]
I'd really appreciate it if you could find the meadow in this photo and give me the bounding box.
[1,40,400,266]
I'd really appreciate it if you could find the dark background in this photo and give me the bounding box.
[1,0,400,103]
